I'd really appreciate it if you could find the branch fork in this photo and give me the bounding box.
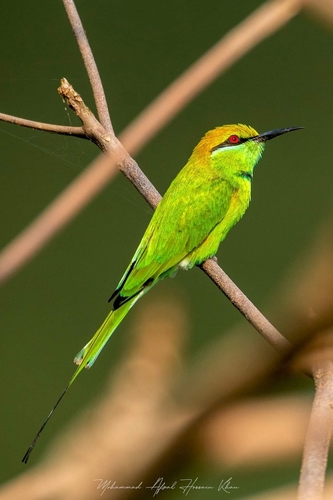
[58,78,111,150]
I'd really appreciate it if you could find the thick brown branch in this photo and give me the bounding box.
[0,112,86,137]
[62,0,113,134]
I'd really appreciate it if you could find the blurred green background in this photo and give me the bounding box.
[1,0,332,495]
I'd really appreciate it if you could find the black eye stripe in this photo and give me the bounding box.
[210,136,250,153]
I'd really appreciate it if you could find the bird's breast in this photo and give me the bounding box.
[231,177,252,216]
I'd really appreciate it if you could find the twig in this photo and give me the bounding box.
[0,112,85,137]
[62,0,113,134]
[298,360,333,500]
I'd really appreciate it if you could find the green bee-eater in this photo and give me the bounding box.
[23,123,302,462]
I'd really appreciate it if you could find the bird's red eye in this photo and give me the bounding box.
[228,135,240,144]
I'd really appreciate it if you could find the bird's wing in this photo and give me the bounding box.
[109,173,233,307]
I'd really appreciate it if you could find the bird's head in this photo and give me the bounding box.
[192,124,303,177]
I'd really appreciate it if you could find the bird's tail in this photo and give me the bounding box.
[22,292,144,464]
[69,292,143,387]
[23,277,158,463]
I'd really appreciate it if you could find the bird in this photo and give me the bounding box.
[22,123,303,462]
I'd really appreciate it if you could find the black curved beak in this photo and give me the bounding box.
[253,126,304,143]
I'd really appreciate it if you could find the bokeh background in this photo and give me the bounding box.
[1,1,333,497]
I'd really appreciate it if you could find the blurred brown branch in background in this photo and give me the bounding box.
[2,207,333,499]
[298,361,333,499]
[305,0,333,27]
[241,478,333,500]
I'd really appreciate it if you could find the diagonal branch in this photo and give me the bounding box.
[62,0,113,134]
[201,260,291,352]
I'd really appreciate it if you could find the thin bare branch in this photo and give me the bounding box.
[6,203,333,496]
[201,259,291,352]
[0,112,85,137]
[0,0,302,148]
[298,360,333,500]
[2,0,331,496]
[62,0,113,134]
